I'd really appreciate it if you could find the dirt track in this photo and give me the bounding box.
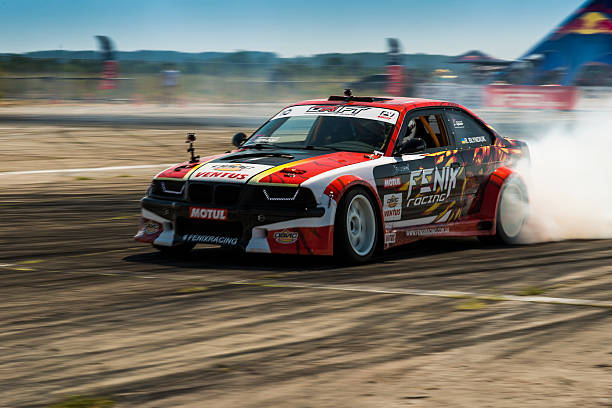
[1,125,611,407]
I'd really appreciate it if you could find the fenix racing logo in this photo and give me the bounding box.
[404,166,460,207]
[182,234,238,245]
[306,106,371,115]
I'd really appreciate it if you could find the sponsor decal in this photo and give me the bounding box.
[194,171,249,180]
[405,226,450,237]
[383,176,401,189]
[383,193,402,221]
[252,136,280,144]
[384,232,396,244]
[182,234,239,245]
[484,85,578,110]
[211,164,251,172]
[378,110,396,120]
[143,221,160,235]
[404,166,460,207]
[189,207,228,221]
[306,105,371,116]
[557,12,612,36]
[461,136,487,144]
[273,229,299,244]
[452,118,464,128]
[271,104,399,124]
[191,162,272,183]
[387,195,399,208]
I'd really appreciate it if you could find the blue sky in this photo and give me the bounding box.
[0,0,582,58]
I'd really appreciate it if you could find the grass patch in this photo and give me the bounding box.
[517,286,546,296]
[48,395,114,408]
[19,259,44,264]
[455,298,487,311]
[106,214,138,220]
[75,176,94,181]
[116,174,132,178]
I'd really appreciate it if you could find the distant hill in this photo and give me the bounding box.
[21,50,279,64]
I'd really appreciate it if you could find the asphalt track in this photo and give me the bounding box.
[2,183,611,407]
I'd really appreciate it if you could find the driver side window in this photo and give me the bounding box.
[399,113,449,150]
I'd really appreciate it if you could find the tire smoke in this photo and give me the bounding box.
[517,113,612,243]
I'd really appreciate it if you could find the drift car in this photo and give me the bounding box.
[135,92,529,262]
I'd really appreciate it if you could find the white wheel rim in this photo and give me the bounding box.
[499,183,526,238]
[346,195,376,256]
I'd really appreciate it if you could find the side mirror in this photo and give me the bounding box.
[232,132,247,147]
[397,137,426,155]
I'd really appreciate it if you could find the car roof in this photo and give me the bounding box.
[291,97,464,113]
[288,96,489,125]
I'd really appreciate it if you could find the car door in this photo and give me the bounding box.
[374,109,466,231]
[444,108,496,215]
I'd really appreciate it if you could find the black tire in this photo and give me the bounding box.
[480,177,529,245]
[153,242,196,258]
[334,188,380,263]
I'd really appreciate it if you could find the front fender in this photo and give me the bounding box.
[324,174,382,211]
[323,175,384,252]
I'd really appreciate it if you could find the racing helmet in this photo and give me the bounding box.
[406,118,417,139]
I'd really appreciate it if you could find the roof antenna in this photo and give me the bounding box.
[186,133,200,163]
[344,88,353,103]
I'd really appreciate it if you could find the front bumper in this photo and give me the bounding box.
[134,196,334,255]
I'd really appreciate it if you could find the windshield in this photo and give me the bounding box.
[243,106,398,153]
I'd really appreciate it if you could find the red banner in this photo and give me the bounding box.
[484,85,578,110]
[99,60,119,90]
[386,65,405,96]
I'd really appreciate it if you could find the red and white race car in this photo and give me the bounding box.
[135,93,529,262]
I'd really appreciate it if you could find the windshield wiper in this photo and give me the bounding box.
[304,145,342,151]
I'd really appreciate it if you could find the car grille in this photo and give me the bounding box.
[188,183,213,203]
[188,183,242,206]
[175,218,243,238]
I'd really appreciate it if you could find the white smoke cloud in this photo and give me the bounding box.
[517,112,612,243]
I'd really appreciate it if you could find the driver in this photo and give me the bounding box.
[399,118,417,146]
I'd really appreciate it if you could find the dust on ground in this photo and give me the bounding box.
[0,125,611,408]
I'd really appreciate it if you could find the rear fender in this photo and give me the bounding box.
[479,167,524,233]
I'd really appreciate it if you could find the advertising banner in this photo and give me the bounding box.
[484,85,579,110]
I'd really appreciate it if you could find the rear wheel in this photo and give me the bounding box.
[334,188,379,263]
[153,242,196,258]
[480,177,528,245]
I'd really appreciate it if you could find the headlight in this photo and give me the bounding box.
[263,187,300,201]
[254,186,317,207]
[150,180,186,199]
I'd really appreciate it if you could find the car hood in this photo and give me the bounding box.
[155,149,377,186]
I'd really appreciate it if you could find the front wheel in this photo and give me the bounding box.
[334,188,379,263]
